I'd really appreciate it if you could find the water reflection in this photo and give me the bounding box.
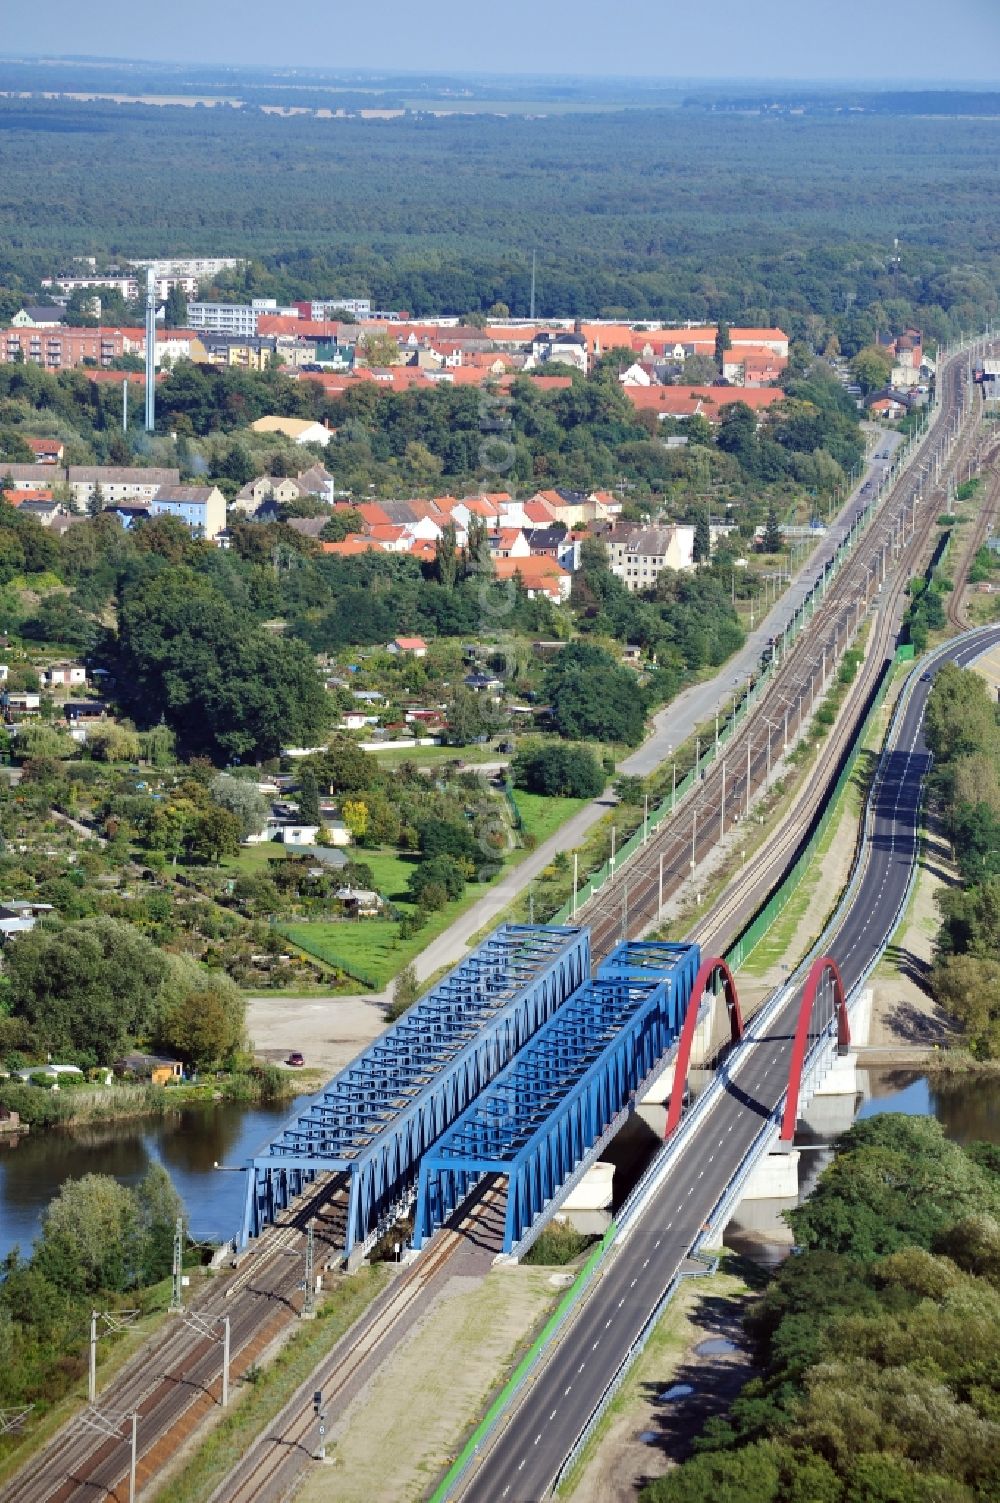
[0,1097,310,1261]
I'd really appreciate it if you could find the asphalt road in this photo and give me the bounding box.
[460,622,1000,1503]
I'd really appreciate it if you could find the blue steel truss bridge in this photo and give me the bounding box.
[242,923,590,1261]
[413,942,701,1254]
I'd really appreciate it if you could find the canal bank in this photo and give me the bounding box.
[557,1061,1000,1502]
[0,1094,313,1262]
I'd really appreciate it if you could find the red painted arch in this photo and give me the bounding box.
[780,955,849,1142]
[664,957,744,1138]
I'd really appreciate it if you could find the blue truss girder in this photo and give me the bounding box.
[241,924,590,1255]
[413,942,701,1253]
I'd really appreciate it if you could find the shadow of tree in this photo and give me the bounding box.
[631,1288,760,1475]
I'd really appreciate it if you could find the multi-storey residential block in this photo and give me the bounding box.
[3,326,125,370]
[606,524,696,591]
[67,467,181,510]
[149,485,227,539]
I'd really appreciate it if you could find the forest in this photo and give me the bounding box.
[0,90,998,344]
[642,1114,1000,1503]
[925,663,1000,1059]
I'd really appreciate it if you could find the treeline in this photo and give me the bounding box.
[642,1114,1000,1503]
[0,98,998,341]
[0,914,245,1072]
[1,355,862,504]
[2,503,746,753]
[925,663,1000,1058]
[686,90,1000,117]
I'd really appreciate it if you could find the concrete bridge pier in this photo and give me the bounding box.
[560,1161,615,1236]
[799,1052,859,1138]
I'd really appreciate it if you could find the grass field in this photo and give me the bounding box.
[512,792,589,848]
[281,909,450,990]
[278,792,586,988]
[218,843,291,875]
[365,742,504,768]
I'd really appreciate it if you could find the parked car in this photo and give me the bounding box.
[286,1051,305,1068]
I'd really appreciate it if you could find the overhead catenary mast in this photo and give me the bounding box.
[530,249,536,322]
[144,267,156,432]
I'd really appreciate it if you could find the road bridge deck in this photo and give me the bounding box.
[458,619,1000,1503]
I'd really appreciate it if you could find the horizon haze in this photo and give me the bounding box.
[3,0,1000,84]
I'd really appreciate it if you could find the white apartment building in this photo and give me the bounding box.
[42,275,140,300]
[187,302,260,337]
[303,298,372,320]
[131,257,243,280]
[607,525,696,591]
[187,298,298,336]
[64,467,181,510]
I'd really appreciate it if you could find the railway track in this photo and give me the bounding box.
[2,1173,350,1503]
[578,353,992,966]
[946,430,1000,631]
[210,1187,505,1503]
[694,404,996,962]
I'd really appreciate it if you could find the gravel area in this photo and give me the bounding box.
[247,992,389,1076]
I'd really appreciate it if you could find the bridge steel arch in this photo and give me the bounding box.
[664,956,744,1138]
[780,954,849,1142]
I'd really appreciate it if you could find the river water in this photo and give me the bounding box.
[1,1070,997,1265]
[0,1097,311,1263]
[721,1066,1000,1267]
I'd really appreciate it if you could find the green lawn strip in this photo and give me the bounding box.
[429,1228,614,1503]
[152,1265,390,1503]
[364,742,504,767]
[239,984,334,999]
[217,843,292,875]
[509,792,589,848]
[555,1255,755,1498]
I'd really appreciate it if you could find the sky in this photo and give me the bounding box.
[4,0,1000,82]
